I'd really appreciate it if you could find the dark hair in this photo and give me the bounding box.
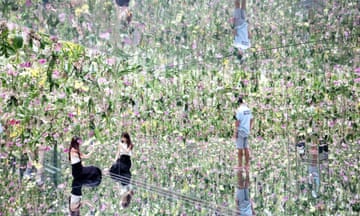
[69,136,81,161]
[237,96,243,104]
[121,191,134,208]
[121,132,134,150]
[115,0,130,7]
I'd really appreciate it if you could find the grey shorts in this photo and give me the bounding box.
[308,165,318,175]
[236,135,249,149]
[236,188,250,202]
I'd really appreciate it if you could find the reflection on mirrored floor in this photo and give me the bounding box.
[235,169,255,216]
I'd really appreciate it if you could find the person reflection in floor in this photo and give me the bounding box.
[308,142,320,198]
[235,169,255,215]
[69,193,96,216]
[115,0,132,27]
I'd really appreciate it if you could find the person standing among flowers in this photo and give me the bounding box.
[109,132,134,208]
[69,136,102,215]
[234,96,254,169]
[232,0,251,62]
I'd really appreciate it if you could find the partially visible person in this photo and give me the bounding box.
[115,0,131,7]
[69,194,96,216]
[110,132,134,208]
[234,96,254,169]
[115,0,132,27]
[308,140,320,198]
[235,169,255,215]
[69,136,102,211]
[232,0,251,62]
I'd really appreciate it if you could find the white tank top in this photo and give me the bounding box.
[70,194,81,204]
[70,150,81,164]
[120,142,132,156]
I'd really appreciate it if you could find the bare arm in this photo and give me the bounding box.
[234,120,240,139]
[115,144,121,161]
[82,146,95,159]
[248,25,252,39]
[250,118,254,131]
[82,200,95,210]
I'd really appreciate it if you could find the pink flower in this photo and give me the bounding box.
[41,146,51,151]
[100,203,107,211]
[286,81,294,87]
[8,119,20,126]
[355,67,360,73]
[38,59,47,64]
[123,37,132,45]
[98,77,107,84]
[123,80,132,86]
[58,13,66,22]
[52,70,60,79]
[192,41,197,50]
[354,78,360,83]
[57,183,66,189]
[54,43,62,52]
[7,69,18,77]
[20,62,32,68]
[106,58,116,65]
[99,32,110,40]
[68,112,75,119]
[25,0,32,7]
[333,80,342,86]
[57,92,66,99]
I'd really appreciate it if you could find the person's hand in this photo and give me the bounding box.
[233,134,238,140]
[233,29,238,36]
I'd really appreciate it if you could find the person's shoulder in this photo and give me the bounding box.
[236,106,243,113]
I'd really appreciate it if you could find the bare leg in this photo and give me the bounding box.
[238,149,243,167]
[245,148,250,168]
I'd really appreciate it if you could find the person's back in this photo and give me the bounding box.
[236,104,252,137]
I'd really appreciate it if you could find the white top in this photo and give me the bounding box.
[119,142,132,156]
[235,104,253,136]
[120,184,132,196]
[70,150,81,164]
[234,22,251,50]
[70,194,81,204]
